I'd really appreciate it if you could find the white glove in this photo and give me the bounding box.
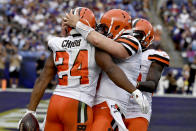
[18,109,37,129]
[132,89,150,114]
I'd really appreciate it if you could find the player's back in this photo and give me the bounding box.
[48,32,101,107]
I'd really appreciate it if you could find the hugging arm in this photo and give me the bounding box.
[137,62,164,93]
[95,48,136,93]
[63,11,129,59]
[28,54,56,111]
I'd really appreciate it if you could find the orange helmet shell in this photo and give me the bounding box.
[77,7,96,29]
[67,7,96,34]
[100,9,132,39]
[132,18,154,49]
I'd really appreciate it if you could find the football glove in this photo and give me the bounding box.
[132,89,150,114]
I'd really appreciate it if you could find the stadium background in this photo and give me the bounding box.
[0,0,196,131]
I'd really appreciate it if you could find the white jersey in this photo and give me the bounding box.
[126,49,170,121]
[48,32,101,107]
[95,32,142,113]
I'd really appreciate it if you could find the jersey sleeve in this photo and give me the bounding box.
[148,50,170,67]
[115,35,140,56]
[47,36,58,52]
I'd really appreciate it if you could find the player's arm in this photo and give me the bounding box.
[87,31,129,59]
[137,51,170,93]
[18,54,56,129]
[95,48,149,114]
[63,11,129,59]
[137,62,164,93]
[95,48,136,93]
[28,53,56,111]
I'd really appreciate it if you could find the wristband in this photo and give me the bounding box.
[76,21,94,40]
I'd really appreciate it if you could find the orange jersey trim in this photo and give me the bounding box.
[117,38,138,51]
[148,56,169,65]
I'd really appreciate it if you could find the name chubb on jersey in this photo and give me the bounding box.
[62,39,81,48]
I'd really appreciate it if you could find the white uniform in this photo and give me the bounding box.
[48,32,101,107]
[95,32,142,114]
[126,49,170,121]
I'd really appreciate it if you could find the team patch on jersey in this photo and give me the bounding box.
[148,54,169,66]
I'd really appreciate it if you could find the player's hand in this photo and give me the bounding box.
[132,89,150,114]
[63,9,80,28]
[18,110,39,130]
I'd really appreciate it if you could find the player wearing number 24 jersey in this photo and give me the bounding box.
[44,8,98,131]
[18,7,99,131]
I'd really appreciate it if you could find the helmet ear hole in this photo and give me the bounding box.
[115,25,120,30]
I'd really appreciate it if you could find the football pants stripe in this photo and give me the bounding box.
[77,101,88,123]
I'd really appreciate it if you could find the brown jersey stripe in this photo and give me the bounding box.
[148,56,169,66]
[123,45,133,56]
[116,38,138,52]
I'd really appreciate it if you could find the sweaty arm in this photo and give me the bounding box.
[63,12,129,59]
[95,48,136,93]
[28,54,56,111]
[137,62,164,93]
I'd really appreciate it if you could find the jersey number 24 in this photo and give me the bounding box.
[55,50,89,86]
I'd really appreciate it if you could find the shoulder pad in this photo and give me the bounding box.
[148,50,170,66]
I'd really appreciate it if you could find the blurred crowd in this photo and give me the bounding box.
[160,0,196,64]
[158,62,196,96]
[0,0,148,53]
[159,0,196,95]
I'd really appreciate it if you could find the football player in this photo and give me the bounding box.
[123,18,170,131]
[64,9,150,130]
[19,8,148,131]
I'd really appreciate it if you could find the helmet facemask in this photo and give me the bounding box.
[95,23,113,38]
[133,30,146,49]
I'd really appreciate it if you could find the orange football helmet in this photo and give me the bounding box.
[132,18,154,50]
[76,7,96,29]
[96,9,132,39]
[65,7,96,35]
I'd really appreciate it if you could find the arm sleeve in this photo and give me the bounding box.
[115,35,140,56]
[148,51,170,67]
